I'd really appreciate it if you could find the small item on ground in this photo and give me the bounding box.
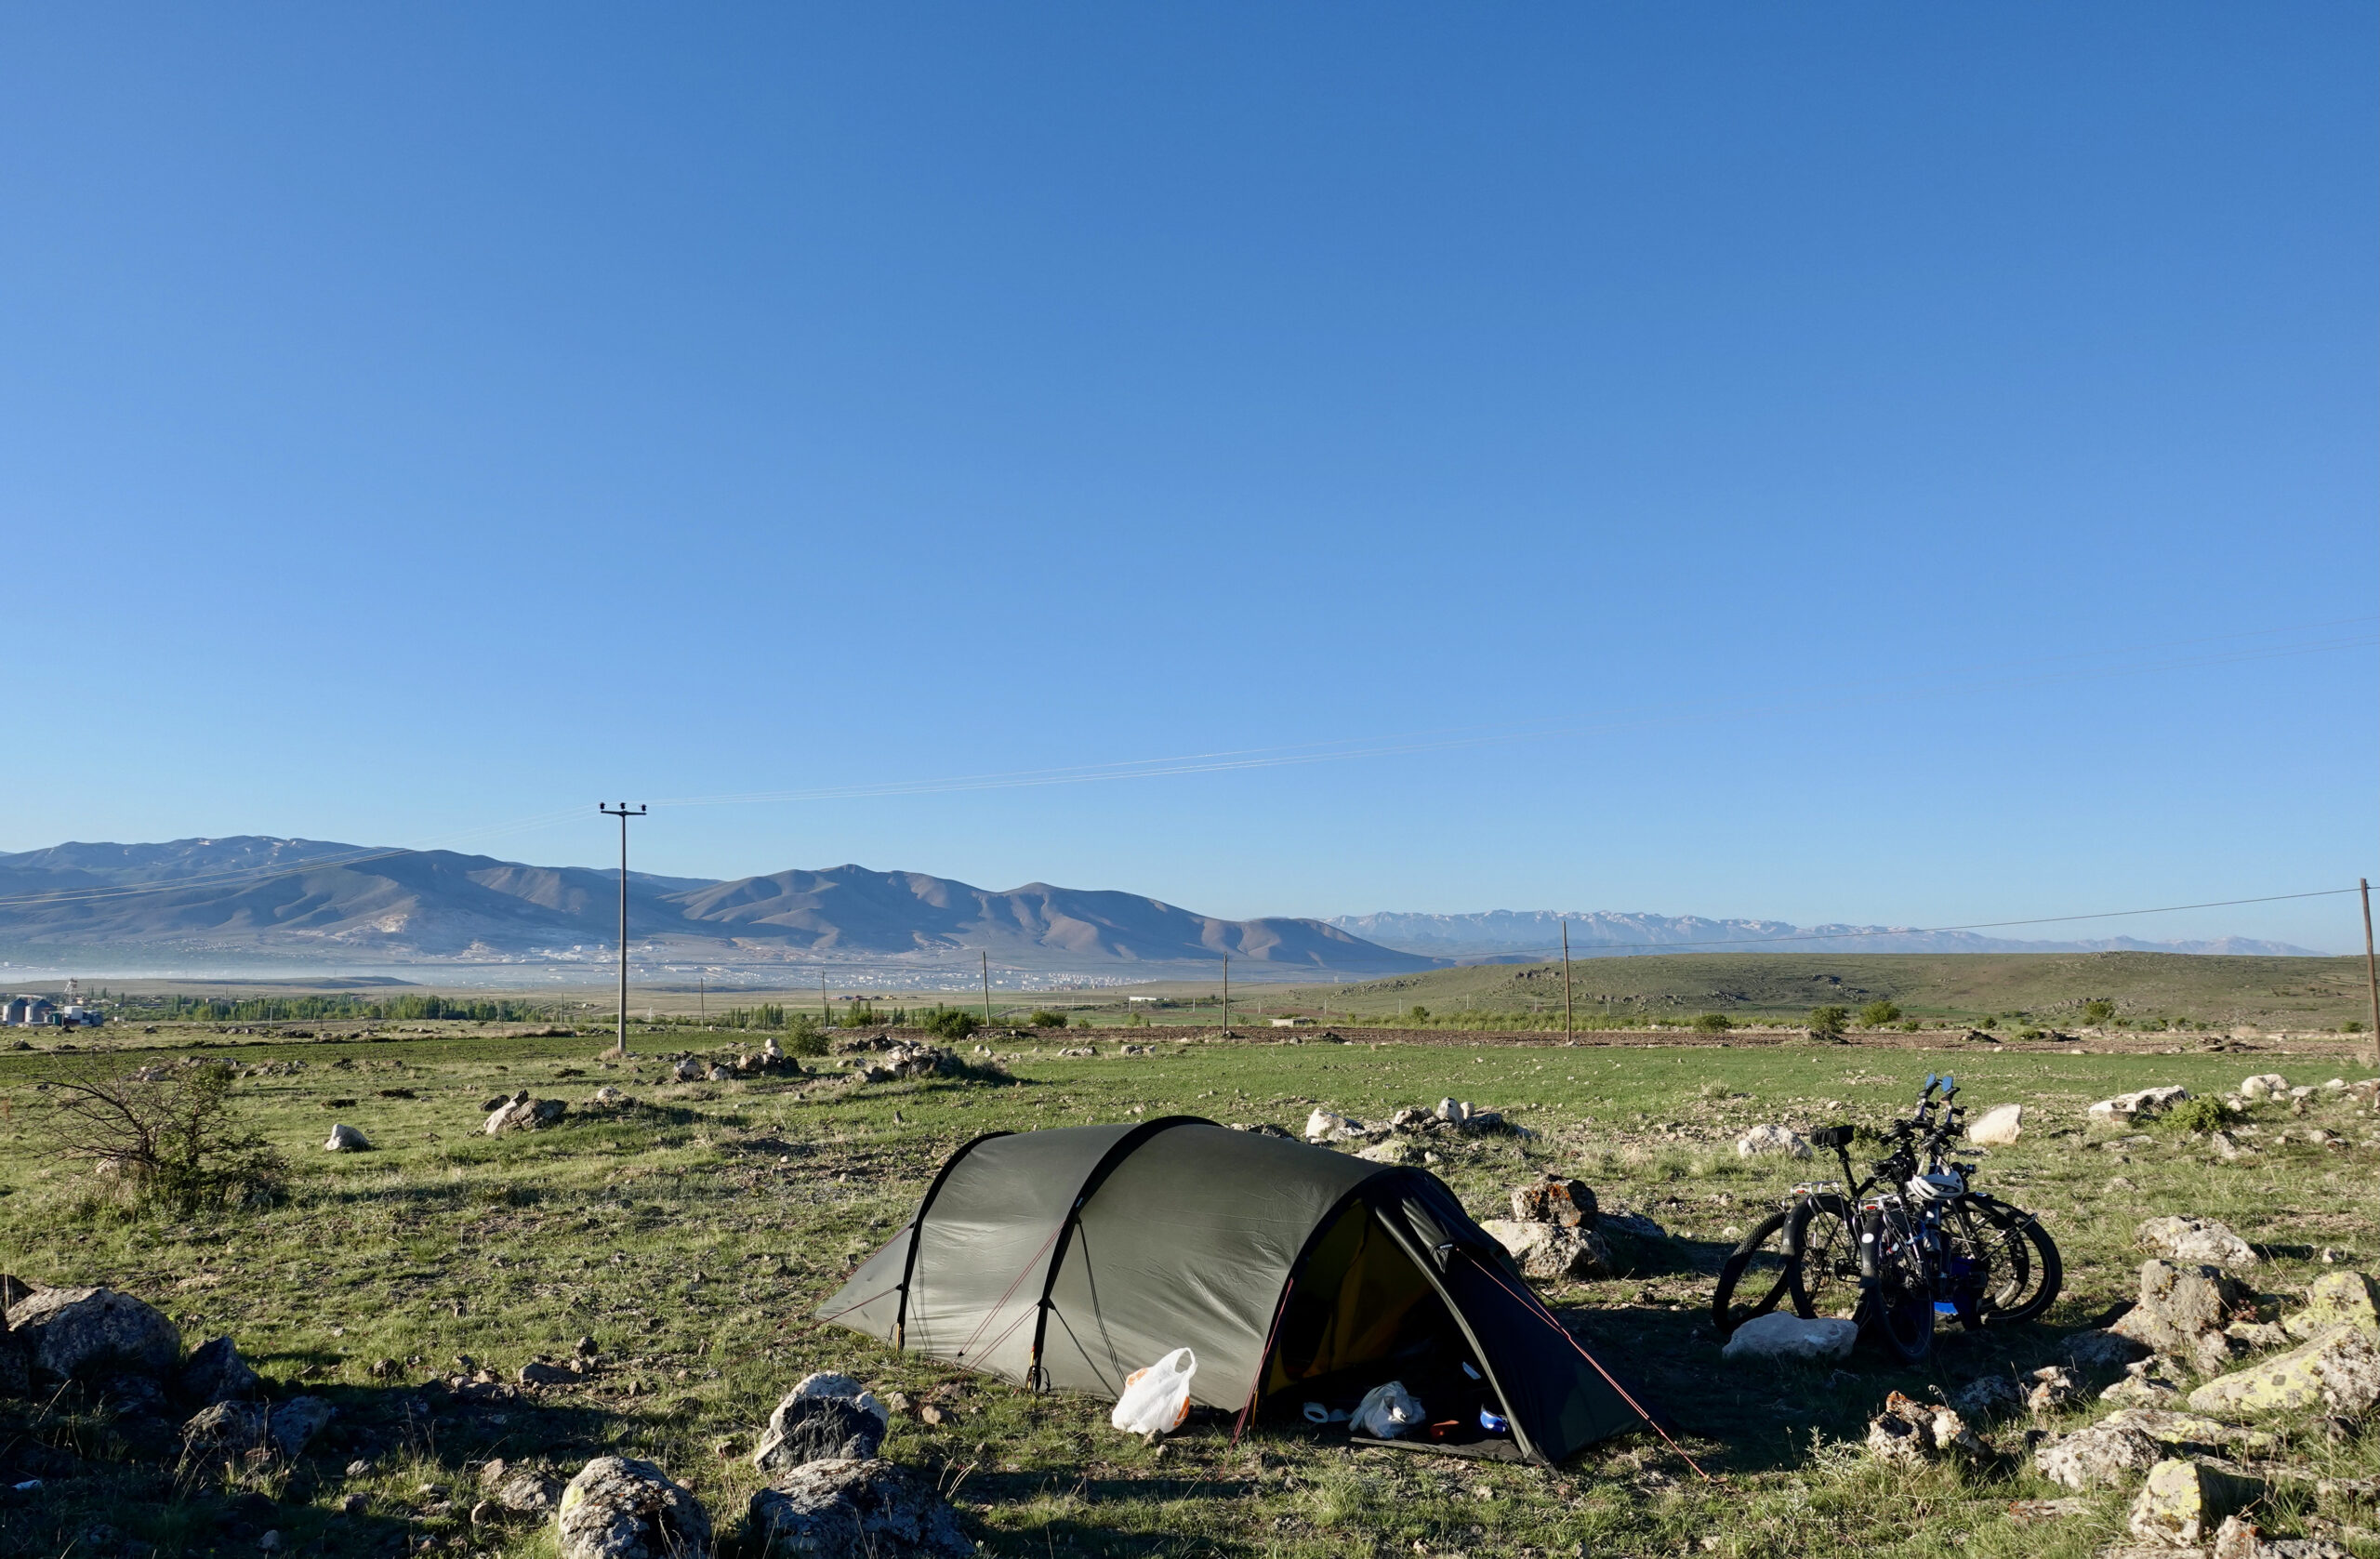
[1720,1313,1857,1363]
[2089,1086,2190,1123]
[1351,1381,1424,1439]
[1865,1392,1985,1465]
[555,1456,711,1559]
[1966,1103,2024,1145]
[2137,1215,2260,1269]
[1733,1124,1809,1159]
[323,1123,371,1152]
[1110,1348,1196,1437]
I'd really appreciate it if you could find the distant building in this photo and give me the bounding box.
[20,998,55,1025]
[60,1004,103,1028]
[1269,1016,1315,1027]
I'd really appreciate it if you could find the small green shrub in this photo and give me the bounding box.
[1858,1000,1901,1028]
[785,1014,829,1057]
[1025,1010,1070,1029]
[2160,1096,2229,1134]
[1808,1006,1850,1040]
[923,1008,980,1041]
[39,1058,287,1217]
[2082,998,2117,1024]
[1408,1006,1430,1023]
[1691,1012,1732,1033]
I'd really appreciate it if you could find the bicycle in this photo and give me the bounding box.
[1712,1074,2060,1361]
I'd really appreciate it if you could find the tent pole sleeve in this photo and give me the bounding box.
[1021,1115,1218,1390]
[891,1130,1012,1351]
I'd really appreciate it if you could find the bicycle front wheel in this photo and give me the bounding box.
[1787,1193,1858,1321]
[1973,1198,2062,1325]
[1712,1209,1794,1337]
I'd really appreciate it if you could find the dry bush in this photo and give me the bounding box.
[38,1057,287,1215]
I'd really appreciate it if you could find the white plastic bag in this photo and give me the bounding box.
[1110,1348,1197,1436]
[1351,1381,1424,1439]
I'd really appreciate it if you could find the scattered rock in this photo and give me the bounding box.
[746,1457,972,1559]
[2025,1366,2086,1418]
[2101,1363,2185,1407]
[1967,1103,2024,1146]
[2211,1130,2249,1160]
[2007,1497,2090,1522]
[2033,1419,2163,1489]
[2241,1075,2290,1102]
[1948,1374,2028,1422]
[496,1471,563,1515]
[2139,1215,2260,1269]
[1510,1175,1597,1228]
[1355,1139,1423,1165]
[556,1457,712,1559]
[2065,1328,2153,1373]
[2090,1086,2191,1123]
[180,1400,270,1456]
[1866,1392,1985,1465]
[323,1123,372,1152]
[268,1395,336,1456]
[2212,1513,2353,1559]
[521,1361,579,1385]
[178,1336,262,1405]
[1734,1125,1810,1159]
[2110,1260,2257,1374]
[2127,1458,2264,1548]
[589,1087,625,1105]
[2284,1271,2380,1341]
[484,1092,567,1135]
[2188,1325,2380,1418]
[4,1287,179,1384]
[671,1059,704,1083]
[1720,1313,1857,1363]
[1479,1219,1613,1280]
[1304,1109,1363,1144]
[753,1396,885,1473]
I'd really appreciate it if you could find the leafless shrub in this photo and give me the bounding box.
[38,1057,286,1215]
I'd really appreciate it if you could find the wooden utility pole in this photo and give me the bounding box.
[2362,879,2378,1070]
[981,951,992,1029]
[1222,955,1230,1036]
[1561,918,1575,1039]
[598,803,646,1060]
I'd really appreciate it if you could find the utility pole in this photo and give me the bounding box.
[820,972,828,1026]
[2362,879,2378,1070]
[981,951,992,1030]
[599,803,646,1060]
[1561,918,1575,1039]
[698,975,705,1021]
[1222,954,1230,1036]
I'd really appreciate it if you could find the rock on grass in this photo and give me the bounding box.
[2186,1325,2380,1418]
[5,1287,179,1384]
[747,1458,972,1559]
[556,1457,710,1559]
[2137,1216,2259,1269]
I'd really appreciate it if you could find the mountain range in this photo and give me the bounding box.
[0,838,1434,974]
[0,838,2320,976]
[1324,908,2319,960]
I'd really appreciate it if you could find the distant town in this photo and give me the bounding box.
[4,979,105,1027]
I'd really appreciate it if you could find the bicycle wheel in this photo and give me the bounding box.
[1712,1209,1794,1336]
[1971,1199,2062,1325]
[1858,1211,1936,1364]
[1786,1193,1858,1320]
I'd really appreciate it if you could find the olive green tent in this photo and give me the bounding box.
[818,1118,1664,1464]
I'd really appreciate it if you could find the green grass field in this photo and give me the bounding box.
[3,1023,2376,1557]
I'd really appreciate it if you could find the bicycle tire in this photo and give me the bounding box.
[1786,1193,1859,1321]
[1973,1199,2062,1325]
[1712,1209,1795,1337]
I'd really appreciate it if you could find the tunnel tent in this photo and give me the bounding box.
[818,1118,1664,1465]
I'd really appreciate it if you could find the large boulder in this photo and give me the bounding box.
[2030,1408,2271,1490]
[1734,1125,1809,1159]
[4,1287,179,1384]
[754,1398,884,1473]
[2089,1086,2189,1123]
[2127,1458,2264,1548]
[747,1458,972,1558]
[2283,1272,2380,1341]
[178,1336,262,1405]
[2109,1260,2256,1374]
[323,1123,372,1152]
[1720,1314,1856,1363]
[1865,1393,1984,1466]
[1967,1103,2024,1146]
[1303,1109,1364,1144]
[556,1457,711,1559]
[485,1093,567,1135]
[2187,1326,2380,1419]
[2138,1216,2259,1269]
[268,1395,337,1456]
[1478,1219,1612,1280]
[1510,1176,1597,1228]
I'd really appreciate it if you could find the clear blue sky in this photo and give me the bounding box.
[3,6,2373,948]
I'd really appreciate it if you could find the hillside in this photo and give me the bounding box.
[1269,950,2376,1031]
[1326,908,2320,959]
[0,838,1435,974]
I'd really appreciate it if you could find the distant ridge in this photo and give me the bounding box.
[1325,908,2321,960]
[0,838,1435,974]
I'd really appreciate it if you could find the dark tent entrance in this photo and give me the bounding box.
[819,1118,1665,1465]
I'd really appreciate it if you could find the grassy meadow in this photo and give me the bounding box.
[2,1020,2377,1558]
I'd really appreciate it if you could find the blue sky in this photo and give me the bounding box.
[3,6,2373,947]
